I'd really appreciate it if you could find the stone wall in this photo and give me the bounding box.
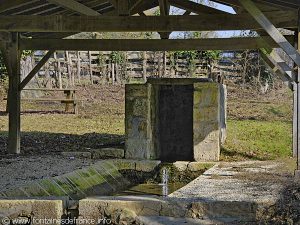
[125,84,154,159]
[125,79,226,162]
[193,83,220,161]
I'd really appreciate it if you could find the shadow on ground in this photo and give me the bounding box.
[0,131,124,156]
[221,146,267,161]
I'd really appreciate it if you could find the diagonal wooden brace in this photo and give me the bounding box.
[240,0,300,67]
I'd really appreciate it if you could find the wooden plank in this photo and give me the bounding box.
[240,0,300,67]
[0,12,296,32]
[19,50,55,90]
[19,36,293,51]
[7,32,21,154]
[47,0,101,16]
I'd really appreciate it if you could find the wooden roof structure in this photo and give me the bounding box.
[1,0,300,175]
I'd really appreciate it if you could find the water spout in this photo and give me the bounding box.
[161,168,169,197]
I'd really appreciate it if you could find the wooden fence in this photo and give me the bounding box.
[21,51,216,88]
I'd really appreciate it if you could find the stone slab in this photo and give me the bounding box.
[110,159,136,170]
[169,161,290,222]
[187,162,215,172]
[79,196,163,225]
[173,161,189,172]
[135,160,161,172]
[0,199,63,224]
[136,216,247,225]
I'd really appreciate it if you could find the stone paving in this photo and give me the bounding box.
[169,161,288,203]
[77,161,292,224]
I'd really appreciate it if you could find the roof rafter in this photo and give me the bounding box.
[47,0,101,16]
[169,0,231,14]
[240,0,300,66]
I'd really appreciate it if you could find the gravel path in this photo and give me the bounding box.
[0,154,95,192]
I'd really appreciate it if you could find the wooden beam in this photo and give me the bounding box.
[260,50,294,90]
[117,0,129,15]
[159,0,171,39]
[159,0,170,16]
[19,50,55,90]
[0,13,296,33]
[130,0,144,13]
[257,34,296,81]
[260,50,294,87]
[240,0,300,67]
[0,0,30,13]
[6,33,21,154]
[296,16,300,173]
[19,36,293,51]
[47,0,101,16]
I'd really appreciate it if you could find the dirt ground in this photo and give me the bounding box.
[0,154,95,193]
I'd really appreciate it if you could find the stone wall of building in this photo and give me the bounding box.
[125,79,226,162]
[193,83,220,161]
[125,84,154,159]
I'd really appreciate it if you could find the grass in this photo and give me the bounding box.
[221,119,292,161]
[0,84,296,162]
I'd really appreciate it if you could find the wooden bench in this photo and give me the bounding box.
[5,88,80,114]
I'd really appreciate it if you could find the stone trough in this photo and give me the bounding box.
[0,160,288,225]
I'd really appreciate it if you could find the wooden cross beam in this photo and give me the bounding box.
[130,0,144,13]
[260,50,294,90]
[117,0,130,15]
[47,0,101,16]
[19,36,294,51]
[0,13,296,33]
[240,0,300,67]
[19,50,55,90]
[256,33,297,81]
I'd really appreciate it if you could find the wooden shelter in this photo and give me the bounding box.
[0,0,300,175]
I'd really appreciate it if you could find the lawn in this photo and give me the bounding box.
[221,119,292,161]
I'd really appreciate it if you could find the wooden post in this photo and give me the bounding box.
[88,51,93,84]
[295,15,300,178]
[142,51,147,82]
[7,33,21,154]
[163,51,167,77]
[54,52,62,89]
[77,51,81,84]
[64,90,72,113]
[111,62,115,85]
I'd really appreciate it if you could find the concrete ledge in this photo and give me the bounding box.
[135,160,161,172]
[0,199,63,224]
